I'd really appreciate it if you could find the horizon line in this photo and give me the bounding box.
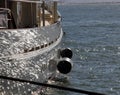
[59,1,120,5]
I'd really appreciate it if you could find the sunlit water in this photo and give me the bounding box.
[50,3,120,95]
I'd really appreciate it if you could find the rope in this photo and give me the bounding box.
[0,75,105,95]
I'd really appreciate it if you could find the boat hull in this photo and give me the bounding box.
[0,22,63,95]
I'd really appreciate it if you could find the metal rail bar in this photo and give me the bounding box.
[0,75,105,95]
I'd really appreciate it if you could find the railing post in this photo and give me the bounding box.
[53,1,57,23]
[42,1,45,26]
[5,0,7,8]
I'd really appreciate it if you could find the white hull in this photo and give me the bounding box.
[0,21,63,94]
[0,1,73,94]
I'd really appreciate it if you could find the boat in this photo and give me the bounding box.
[0,0,73,94]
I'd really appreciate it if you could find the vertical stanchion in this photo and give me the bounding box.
[53,1,57,23]
[42,1,45,26]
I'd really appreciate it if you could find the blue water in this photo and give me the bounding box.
[52,3,120,95]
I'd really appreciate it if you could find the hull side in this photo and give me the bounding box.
[0,22,63,95]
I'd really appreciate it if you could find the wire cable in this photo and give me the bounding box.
[0,75,105,95]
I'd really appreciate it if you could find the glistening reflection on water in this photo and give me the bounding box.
[57,3,120,95]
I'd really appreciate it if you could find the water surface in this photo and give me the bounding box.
[55,3,120,95]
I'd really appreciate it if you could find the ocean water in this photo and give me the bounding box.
[51,3,120,95]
